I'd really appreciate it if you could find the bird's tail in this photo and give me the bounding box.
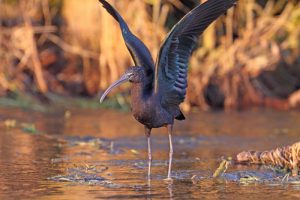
[175,111,185,120]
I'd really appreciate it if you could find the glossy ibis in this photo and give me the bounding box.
[99,0,236,181]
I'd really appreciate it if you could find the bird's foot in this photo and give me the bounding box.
[163,177,174,184]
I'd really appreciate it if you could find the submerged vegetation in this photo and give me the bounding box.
[0,0,299,111]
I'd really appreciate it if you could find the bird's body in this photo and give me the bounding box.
[99,0,237,180]
[127,70,173,128]
[131,90,173,128]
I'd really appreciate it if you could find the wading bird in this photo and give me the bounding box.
[99,0,236,181]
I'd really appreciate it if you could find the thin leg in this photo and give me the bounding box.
[166,124,173,181]
[147,136,152,178]
[145,127,152,179]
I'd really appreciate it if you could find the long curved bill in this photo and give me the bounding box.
[99,74,129,103]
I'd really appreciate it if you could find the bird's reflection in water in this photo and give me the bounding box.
[146,178,152,200]
[167,184,174,200]
[146,178,174,200]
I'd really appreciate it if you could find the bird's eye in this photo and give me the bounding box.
[126,72,134,79]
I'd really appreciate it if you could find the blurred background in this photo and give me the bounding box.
[1,2,300,199]
[0,0,299,111]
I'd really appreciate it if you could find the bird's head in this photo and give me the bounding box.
[100,66,144,103]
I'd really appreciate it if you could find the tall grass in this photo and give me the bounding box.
[0,0,299,110]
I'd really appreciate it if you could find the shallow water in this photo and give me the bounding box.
[0,108,300,199]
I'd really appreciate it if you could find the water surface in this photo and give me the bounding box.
[0,108,300,199]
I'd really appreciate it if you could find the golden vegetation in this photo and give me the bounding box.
[0,0,299,110]
[236,142,300,176]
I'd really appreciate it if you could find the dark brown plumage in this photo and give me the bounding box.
[99,0,237,180]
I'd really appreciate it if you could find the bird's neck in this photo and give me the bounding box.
[130,82,153,105]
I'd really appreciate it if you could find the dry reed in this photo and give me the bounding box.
[0,0,299,110]
[236,142,300,176]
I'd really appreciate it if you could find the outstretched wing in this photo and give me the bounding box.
[155,0,236,115]
[99,0,155,91]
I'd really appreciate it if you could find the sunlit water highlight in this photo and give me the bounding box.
[0,108,300,199]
